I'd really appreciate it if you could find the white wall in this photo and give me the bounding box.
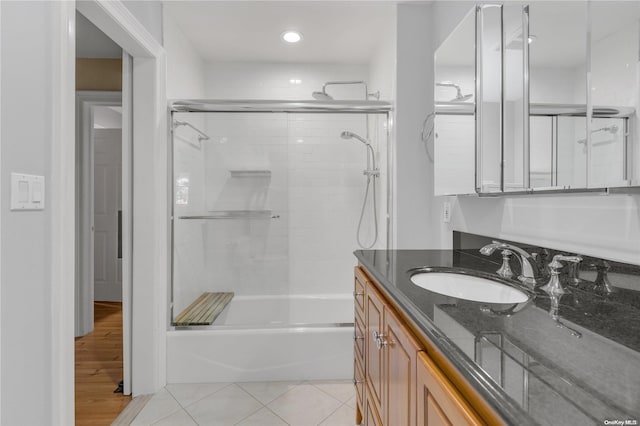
[426,2,640,264]
[123,0,163,45]
[395,3,450,248]
[1,2,55,423]
[163,11,205,99]
[205,61,369,100]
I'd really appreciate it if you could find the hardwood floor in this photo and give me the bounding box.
[76,302,131,425]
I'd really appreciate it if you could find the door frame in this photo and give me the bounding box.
[52,1,167,423]
[76,91,122,338]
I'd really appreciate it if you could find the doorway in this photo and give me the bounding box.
[54,1,167,422]
[74,9,132,424]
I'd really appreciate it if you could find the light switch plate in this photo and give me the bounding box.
[442,201,451,223]
[11,173,45,210]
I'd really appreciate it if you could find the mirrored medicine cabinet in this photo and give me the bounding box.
[434,1,640,196]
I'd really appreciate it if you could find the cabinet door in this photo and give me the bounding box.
[366,283,385,415]
[416,352,484,426]
[365,389,384,426]
[383,306,421,426]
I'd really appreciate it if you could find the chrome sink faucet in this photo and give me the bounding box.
[540,255,583,296]
[480,240,542,286]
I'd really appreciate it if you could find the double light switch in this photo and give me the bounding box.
[11,173,45,210]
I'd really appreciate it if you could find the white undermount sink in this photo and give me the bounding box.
[410,271,530,304]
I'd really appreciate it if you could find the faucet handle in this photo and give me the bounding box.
[549,255,582,270]
[496,249,515,279]
[542,255,582,296]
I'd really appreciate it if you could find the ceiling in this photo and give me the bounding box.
[163,1,395,64]
[76,11,122,58]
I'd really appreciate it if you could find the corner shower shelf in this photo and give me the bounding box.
[178,210,274,220]
[173,292,234,326]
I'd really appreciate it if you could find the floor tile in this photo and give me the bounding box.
[318,404,357,426]
[267,384,342,426]
[345,395,358,410]
[166,382,231,407]
[185,383,263,426]
[152,408,198,426]
[131,388,181,426]
[309,380,355,403]
[238,380,302,405]
[235,407,288,425]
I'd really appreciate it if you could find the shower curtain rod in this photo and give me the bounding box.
[173,119,210,141]
[170,99,393,114]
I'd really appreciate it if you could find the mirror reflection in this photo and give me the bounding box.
[588,1,639,187]
[434,7,476,196]
[529,1,638,190]
[434,1,639,196]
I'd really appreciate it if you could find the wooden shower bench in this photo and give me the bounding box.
[174,292,234,326]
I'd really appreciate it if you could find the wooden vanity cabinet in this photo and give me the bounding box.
[417,352,484,426]
[354,266,487,426]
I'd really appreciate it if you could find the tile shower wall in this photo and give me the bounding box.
[170,63,389,312]
[172,111,385,312]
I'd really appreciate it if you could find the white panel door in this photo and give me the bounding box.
[94,128,122,301]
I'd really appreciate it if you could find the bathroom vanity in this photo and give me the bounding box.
[353,232,640,425]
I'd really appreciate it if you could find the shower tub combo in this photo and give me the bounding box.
[168,98,392,383]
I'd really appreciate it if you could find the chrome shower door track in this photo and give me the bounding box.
[170,99,393,114]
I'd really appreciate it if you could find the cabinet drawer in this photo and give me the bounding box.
[354,267,366,318]
[354,310,366,368]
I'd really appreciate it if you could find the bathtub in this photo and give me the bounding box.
[166,294,355,383]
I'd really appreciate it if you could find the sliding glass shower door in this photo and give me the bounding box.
[171,108,388,327]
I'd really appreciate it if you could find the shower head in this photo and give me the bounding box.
[312,90,333,101]
[341,131,370,146]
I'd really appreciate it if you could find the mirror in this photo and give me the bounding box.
[528,1,589,190]
[434,1,639,196]
[502,4,529,192]
[588,1,639,188]
[527,1,638,191]
[434,7,476,196]
[476,4,503,193]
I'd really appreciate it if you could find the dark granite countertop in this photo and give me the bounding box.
[354,247,640,426]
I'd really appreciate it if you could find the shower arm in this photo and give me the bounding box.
[436,82,464,100]
[321,81,380,101]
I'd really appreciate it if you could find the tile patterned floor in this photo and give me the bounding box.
[129,380,359,426]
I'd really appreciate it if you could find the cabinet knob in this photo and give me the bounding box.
[353,291,364,297]
[375,336,388,350]
[354,332,364,341]
[352,378,363,385]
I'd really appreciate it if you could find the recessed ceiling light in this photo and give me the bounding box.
[282,31,303,43]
